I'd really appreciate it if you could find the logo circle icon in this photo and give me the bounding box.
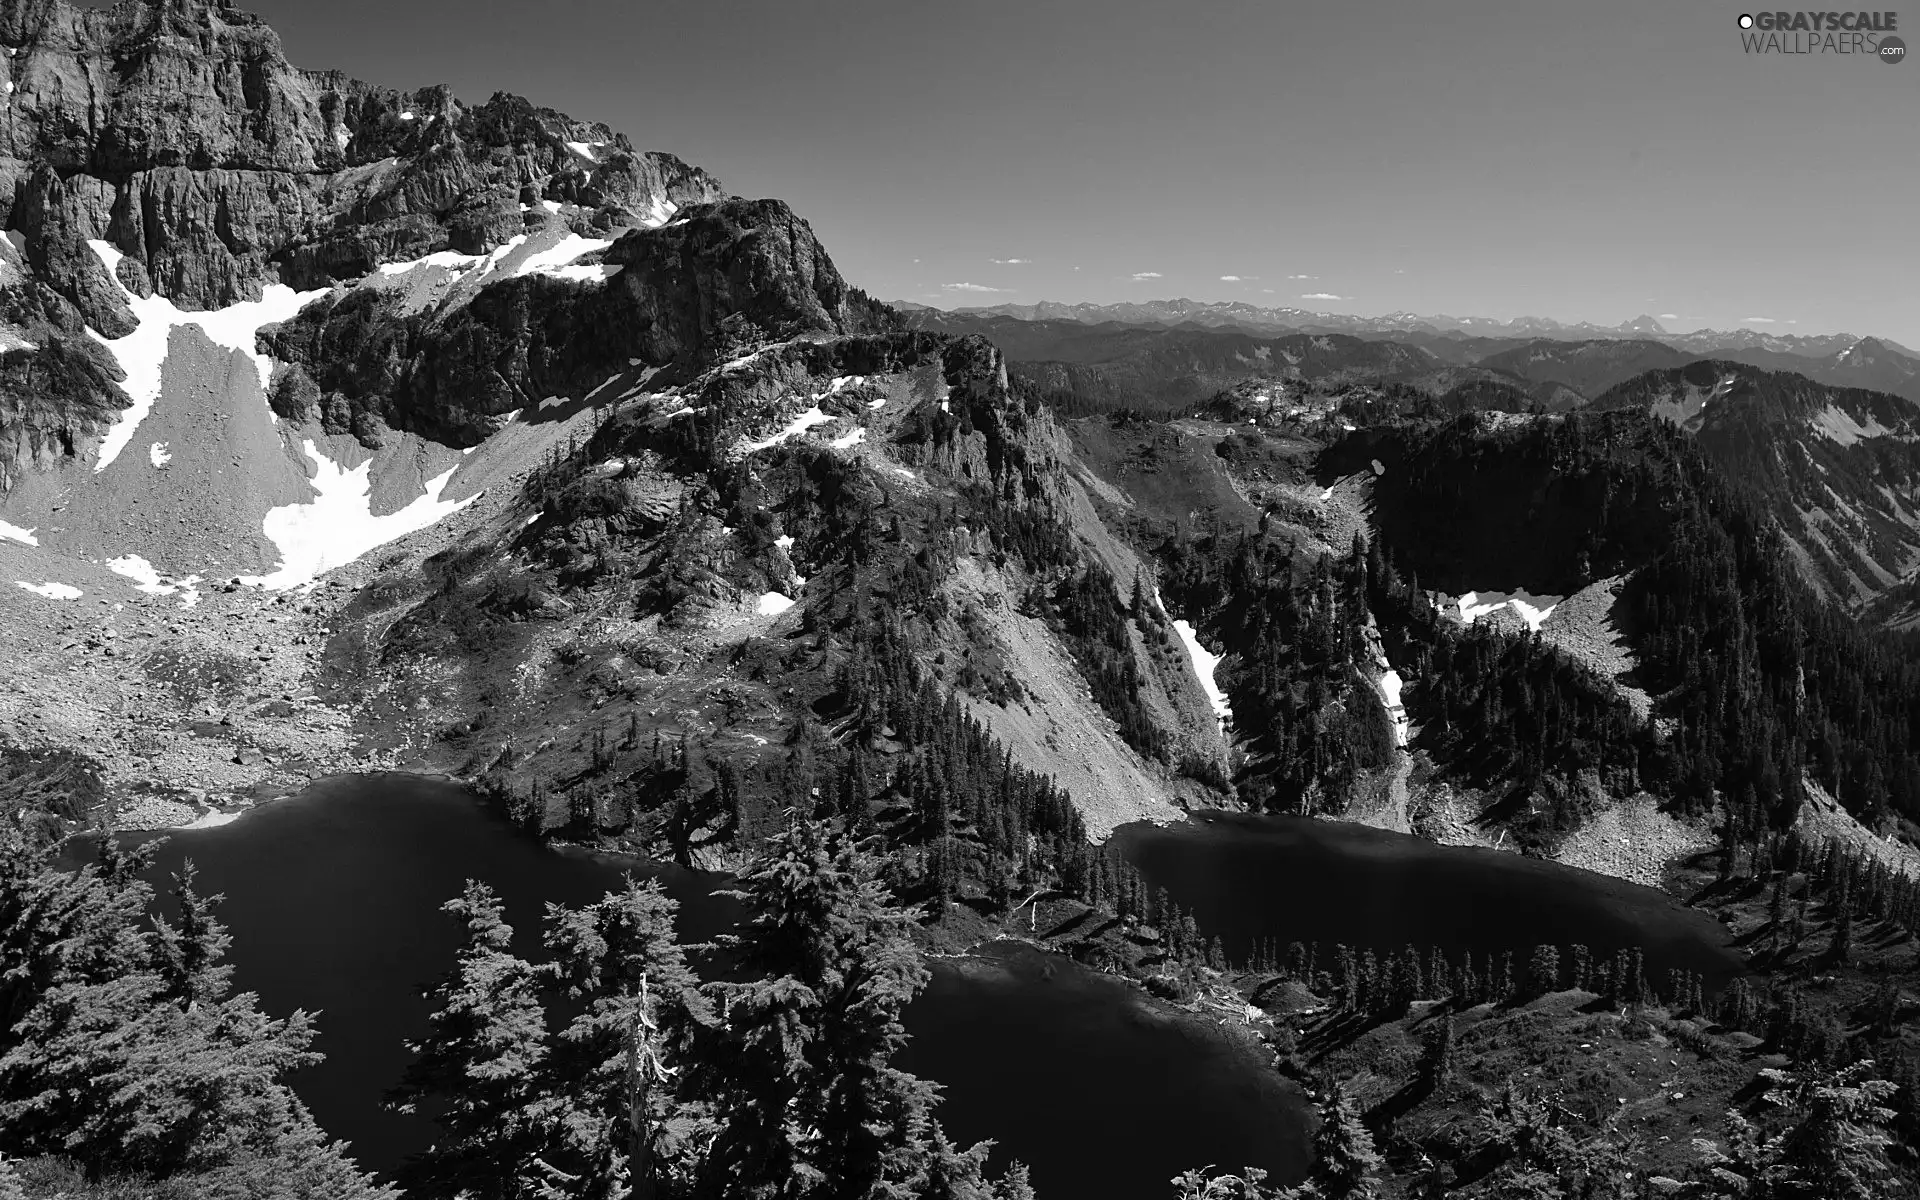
[1738,13,1754,28]
[1880,35,1907,62]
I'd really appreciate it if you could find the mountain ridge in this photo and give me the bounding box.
[898,296,1913,360]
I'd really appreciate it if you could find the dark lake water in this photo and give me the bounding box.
[1115,812,1745,992]
[94,775,1308,1198]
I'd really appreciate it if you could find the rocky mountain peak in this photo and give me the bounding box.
[0,0,728,335]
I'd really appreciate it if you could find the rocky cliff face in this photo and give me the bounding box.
[262,197,901,444]
[0,0,726,321]
[0,0,750,481]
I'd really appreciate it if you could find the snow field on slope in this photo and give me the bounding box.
[84,240,330,472]
[239,441,479,590]
[1155,587,1233,730]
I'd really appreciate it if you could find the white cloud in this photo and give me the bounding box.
[1259,288,1275,294]
[942,282,1007,293]
[1741,316,1776,324]
[1301,292,1347,301]
[1132,271,1162,281]
[990,257,1031,264]
[1287,274,1318,280]
[1219,274,1255,282]
[1659,313,1679,320]
[912,258,921,263]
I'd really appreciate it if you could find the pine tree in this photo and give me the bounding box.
[1694,1061,1899,1200]
[996,1160,1037,1200]
[151,859,235,1009]
[538,877,714,1200]
[687,817,983,1199]
[391,882,553,1200]
[0,839,392,1197]
[1526,945,1561,999]
[1310,1082,1385,1198]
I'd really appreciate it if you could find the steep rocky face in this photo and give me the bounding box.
[262,197,901,445]
[0,0,746,488]
[0,0,726,324]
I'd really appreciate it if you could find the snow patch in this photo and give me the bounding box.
[106,554,202,606]
[639,195,677,228]
[1452,589,1560,633]
[511,234,617,283]
[1173,619,1232,728]
[756,591,796,616]
[399,111,415,121]
[84,240,329,472]
[1508,596,1557,631]
[149,442,170,467]
[107,554,167,592]
[774,534,795,550]
[565,140,603,162]
[1377,666,1410,747]
[830,427,866,450]
[1158,588,1231,730]
[741,407,833,453]
[0,519,37,546]
[239,441,480,589]
[377,248,487,276]
[15,581,81,599]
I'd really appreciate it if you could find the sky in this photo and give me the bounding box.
[237,0,1918,343]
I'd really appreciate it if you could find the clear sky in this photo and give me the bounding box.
[239,0,1918,342]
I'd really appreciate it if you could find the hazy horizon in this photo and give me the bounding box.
[225,0,1918,345]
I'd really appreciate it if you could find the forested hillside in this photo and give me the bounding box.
[1593,362,1920,609]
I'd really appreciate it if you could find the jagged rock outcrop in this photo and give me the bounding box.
[263,198,901,444]
[0,0,741,483]
[0,0,727,323]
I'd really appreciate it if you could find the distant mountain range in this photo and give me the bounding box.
[902,307,1920,411]
[894,298,1915,360]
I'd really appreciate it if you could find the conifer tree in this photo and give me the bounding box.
[0,838,392,1197]
[538,877,714,1200]
[152,860,235,1008]
[1526,945,1560,999]
[391,882,552,1200]
[687,817,990,1200]
[1310,1082,1385,1199]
